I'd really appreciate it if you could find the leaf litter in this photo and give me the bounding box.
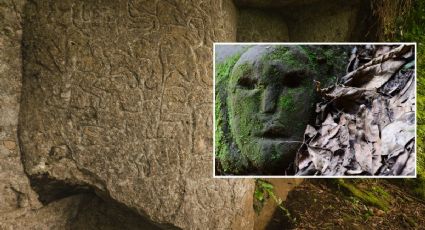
[296,45,415,176]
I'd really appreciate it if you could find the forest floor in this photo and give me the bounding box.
[265,179,425,230]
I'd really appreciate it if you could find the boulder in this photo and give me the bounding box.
[19,0,254,229]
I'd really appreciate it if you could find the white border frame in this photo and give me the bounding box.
[213,42,417,179]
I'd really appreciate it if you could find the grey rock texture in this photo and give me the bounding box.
[215,45,250,64]
[19,0,254,229]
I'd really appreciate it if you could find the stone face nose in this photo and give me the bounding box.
[262,85,279,114]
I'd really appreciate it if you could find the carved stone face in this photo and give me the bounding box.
[227,45,316,174]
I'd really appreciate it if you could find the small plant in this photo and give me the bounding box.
[253,179,296,224]
[253,179,272,213]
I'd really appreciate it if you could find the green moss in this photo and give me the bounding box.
[279,94,295,111]
[300,46,315,60]
[239,62,251,73]
[323,49,334,60]
[215,89,231,172]
[228,88,264,166]
[387,0,425,199]
[411,157,425,199]
[215,97,229,161]
[300,46,348,87]
[370,185,391,200]
[215,53,244,174]
[267,46,290,60]
[336,179,390,211]
[216,53,241,84]
[229,62,252,86]
[263,46,304,70]
[299,46,319,72]
[279,87,306,112]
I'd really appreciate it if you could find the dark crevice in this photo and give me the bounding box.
[28,173,93,204]
[260,127,289,139]
[16,156,177,229]
[24,172,178,229]
[237,77,258,89]
[76,192,180,230]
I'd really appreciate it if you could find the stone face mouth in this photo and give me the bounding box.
[258,125,289,139]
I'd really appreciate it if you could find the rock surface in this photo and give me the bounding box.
[19,0,254,229]
[234,0,321,8]
[0,0,42,215]
[237,9,289,42]
[0,1,185,229]
[234,0,372,42]
[1,195,85,229]
[284,0,367,42]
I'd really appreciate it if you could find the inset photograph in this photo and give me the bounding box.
[214,43,416,177]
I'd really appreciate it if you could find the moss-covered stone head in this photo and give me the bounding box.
[227,45,317,174]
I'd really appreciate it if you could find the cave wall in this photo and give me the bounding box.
[237,9,289,42]
[283,0,369,41]
[235,0,374,42]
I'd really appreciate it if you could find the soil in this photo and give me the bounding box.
[265,180,425,230]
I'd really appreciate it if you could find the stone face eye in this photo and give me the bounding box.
[282,70,306,87]
[237,77,257,89]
